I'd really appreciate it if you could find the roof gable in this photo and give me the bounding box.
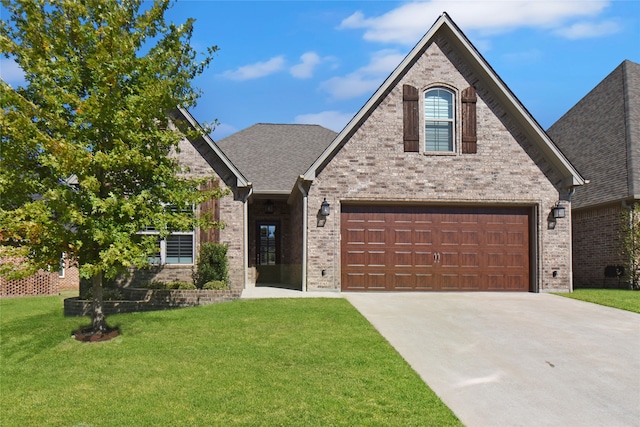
[302,12,584,189]
[171,108,249,189]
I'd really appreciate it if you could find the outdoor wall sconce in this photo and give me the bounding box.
[551,204,565,219]
[265,200,274,214]
[320,198,330,217]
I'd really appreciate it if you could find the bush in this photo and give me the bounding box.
[144,280,166,289]
[167,281,196,290]
[193,243,229,288]
[202,280,228,290]
[83,287,124,301]
[142,280,196,290]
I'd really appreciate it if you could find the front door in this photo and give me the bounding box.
[256,221,281,284]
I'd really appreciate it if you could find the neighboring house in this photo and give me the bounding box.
[156,13,584,294]
[0,256,79,298]
[547,60,640,288]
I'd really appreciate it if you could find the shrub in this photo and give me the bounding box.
[202,280,228,290]
[144,280,167,289]
[83,287,124,301]
[193,243,229,288]
[167,281,196,290]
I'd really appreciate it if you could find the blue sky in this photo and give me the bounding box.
[2,1,639,140]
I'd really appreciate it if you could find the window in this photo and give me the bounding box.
[424,88,454,152]
[140,205,194,265]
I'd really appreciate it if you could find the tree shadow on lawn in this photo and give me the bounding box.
[1,309,91,363]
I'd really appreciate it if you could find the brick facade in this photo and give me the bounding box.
[572,204,629,288]
[304,34,573,292]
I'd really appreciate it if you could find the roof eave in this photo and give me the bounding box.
[173,107,251,189]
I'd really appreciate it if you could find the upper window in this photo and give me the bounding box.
[424,88,454,152]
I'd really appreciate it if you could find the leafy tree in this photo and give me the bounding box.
[621,204,640,290]
[0,0,225,334]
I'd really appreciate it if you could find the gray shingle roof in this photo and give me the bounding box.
[216,124,337,194]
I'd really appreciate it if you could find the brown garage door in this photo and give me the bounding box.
[341,205,531,291]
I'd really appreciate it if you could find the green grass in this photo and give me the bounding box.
[0,295,460,426]
[554,289,640,313]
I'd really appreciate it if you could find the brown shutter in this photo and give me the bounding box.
[199,179,220,245]
[403,84,419,152]
[461,86,477,154]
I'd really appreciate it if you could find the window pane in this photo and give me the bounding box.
[426,121,453,151]
[166,234,193,264]
[425,89,452,119]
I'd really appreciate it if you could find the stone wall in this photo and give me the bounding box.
[305,34,572,292]
[64,287,241,316]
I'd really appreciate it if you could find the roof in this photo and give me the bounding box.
[216,124,337,194]
[548,60,640,208]
[170,108,250,189]
[302,12,585,189]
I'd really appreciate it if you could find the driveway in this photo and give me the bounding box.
[344,292,640,427]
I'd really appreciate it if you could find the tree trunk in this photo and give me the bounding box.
[91,272,107,334]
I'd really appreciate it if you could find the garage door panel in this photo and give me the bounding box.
[341,205,530,291]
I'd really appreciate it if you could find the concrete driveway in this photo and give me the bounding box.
[344,292,640,427]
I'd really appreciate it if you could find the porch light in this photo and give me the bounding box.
[320,198,330,217]
[265,200,274,214]
[552,205,565,219]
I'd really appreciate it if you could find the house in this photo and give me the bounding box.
[147,13,584,293]
[547,60,640,288]
[0,257,79,298]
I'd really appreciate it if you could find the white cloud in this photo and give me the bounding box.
[294,110,354,132]
[320,49,405,99]
[221,56,285,81]
[290,52,321,79]
[339,1,611,44]
[211,122,239,140]
[553,19,622,39]
[0,58,26,86]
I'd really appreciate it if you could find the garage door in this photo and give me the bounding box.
[341,205,531,291]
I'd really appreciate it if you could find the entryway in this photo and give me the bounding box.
[256,221,281,285]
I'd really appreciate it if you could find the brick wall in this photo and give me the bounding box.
[572,203,629,287]
[305,34,572,292]
[0,271,58,298]
[64,288,241,316]
[176,137,245,290]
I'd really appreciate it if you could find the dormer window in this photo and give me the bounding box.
[424,88,454,152]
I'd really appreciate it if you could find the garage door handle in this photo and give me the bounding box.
[433,252,441,263]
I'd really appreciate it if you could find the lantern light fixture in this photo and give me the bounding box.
[320,198,330,217]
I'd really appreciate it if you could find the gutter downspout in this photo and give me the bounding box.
[242,185,253,289]
[567,187,576,292]
[297,178,308,292]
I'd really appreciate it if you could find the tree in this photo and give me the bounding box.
[0,0,225,334]
[621,204,640,290]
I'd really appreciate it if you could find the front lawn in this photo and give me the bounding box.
[0,294,460,426]
[554,289,640,313]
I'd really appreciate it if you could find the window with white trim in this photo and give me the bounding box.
[424,88,455,152]
[140,206,194,265]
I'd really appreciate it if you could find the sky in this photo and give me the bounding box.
[2,1,639,140]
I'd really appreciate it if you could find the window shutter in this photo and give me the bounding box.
[461,86,477,154]
[199,179,220,244]
[403,84,419,152]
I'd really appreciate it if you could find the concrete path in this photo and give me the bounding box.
[240,286,341,299]
[344,292,640,427]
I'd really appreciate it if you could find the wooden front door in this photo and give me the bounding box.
[341,205,531,291]
[256,221,281,284]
